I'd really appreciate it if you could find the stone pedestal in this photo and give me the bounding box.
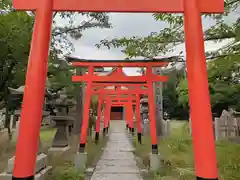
[48,116,74,156]
[0,153,52,180]
[48,146,71,157]
[50,116,74,148]
[74,152,87,171]
[149,153,161,171]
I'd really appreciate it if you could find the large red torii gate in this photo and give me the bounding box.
[12,0,223,179]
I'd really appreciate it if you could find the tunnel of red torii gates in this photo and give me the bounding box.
[93,89,141,143]
[91,82,148,142]
[71,60,169,154]
[12,0,224,179]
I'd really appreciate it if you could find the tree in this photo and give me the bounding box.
[96,0,239,59]
[162,67,188,119]
[51,12,111,56]
[95,0,240,119]
[177,54,240,117]
[208,54,240,115]
[0,11,33,103]
[0,2,111,102]
[0,2,111,139]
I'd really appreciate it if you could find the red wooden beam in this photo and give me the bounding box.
[92,89,147,95]
[72,74,168,82]
[109,98,136,101]
[111,103,136,106]
[111,100,136,103]
[103,97,137,103]
[14,0,223,13]
[92,84,148,92]
[71,61,169,67]
[101,94,137,98]
[92,83,147,87]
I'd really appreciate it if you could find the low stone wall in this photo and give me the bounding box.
[189,117,240,142]
[214,117,240,141]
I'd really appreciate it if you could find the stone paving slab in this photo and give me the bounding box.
[96,159,137,166]
[101,152,135,160]
[90,121,143,180]
[90,173,143,180]
[95,166,140,173]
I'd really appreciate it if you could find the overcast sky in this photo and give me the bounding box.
[56,13,235,75]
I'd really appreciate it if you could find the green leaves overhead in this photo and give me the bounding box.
[0,0,111,103]
[0,11,33,100]
[96,0,240,59]
[52,12,111,55]
[176,54,240,116]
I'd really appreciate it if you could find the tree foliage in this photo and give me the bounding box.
[176,54,240,117]
[96,0,240,119]
[0,11,33,102]
[96,0,240,59]
[0,1,111,106]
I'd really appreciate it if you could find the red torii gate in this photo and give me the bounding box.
[103,95,137,134]
[91,83,145,139]
[94,92,138,141]
[12,0,223,179]
[72,62,168,155]
[74,65,168,147]
[92,82,146,133]
[90,71,166,144]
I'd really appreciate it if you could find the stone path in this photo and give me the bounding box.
[90,121,143,180]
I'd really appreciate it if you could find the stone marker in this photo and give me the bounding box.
[149,153,161,171]
[0,153,52,180]
[0,110,51,180]
[74,152,88,170]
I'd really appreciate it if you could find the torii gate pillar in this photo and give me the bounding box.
[146,67,158,154]
[136,94,142,144]
[126,102,134,136]
[79,66,93,153]
[184,0,218,179]
[103,99,111,136]
[12,0,53,179]
[95,96,102,143]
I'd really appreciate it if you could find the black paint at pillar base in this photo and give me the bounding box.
[197,177,218,180]
[137,133,142,144]
[95,132,99,143]
[79,143,85,153]
[151,144,158,154]
[12,175,34,180]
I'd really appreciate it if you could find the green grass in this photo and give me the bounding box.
[48,133,107,180]
[85,134,107,167]
[133,121,240,180]
[0,127,106,179]
[40,128,56,143]
[50,161,84,180]
[0,128,57,172]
